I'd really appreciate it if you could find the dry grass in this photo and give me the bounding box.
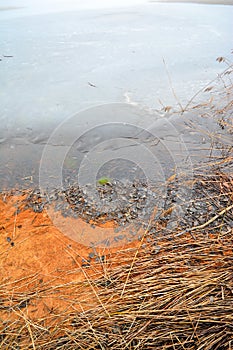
[0,169,232,349]
[1,228,233,349]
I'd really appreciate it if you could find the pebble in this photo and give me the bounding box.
[95,256,105,263]
[17,174,231,243]
[114,234,125,242]
[20,179,160,230]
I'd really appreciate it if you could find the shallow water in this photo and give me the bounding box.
[0,0,232,190]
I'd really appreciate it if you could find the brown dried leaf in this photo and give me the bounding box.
[164,106,172,112]
[204,86,213,92]
[216,56,225,63]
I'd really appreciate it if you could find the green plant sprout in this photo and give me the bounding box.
[97,177,112,185]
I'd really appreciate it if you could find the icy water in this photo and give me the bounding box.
[0,0,232,190]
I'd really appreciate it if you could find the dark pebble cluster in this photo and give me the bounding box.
[16,173,232,236]
[163,174,233,233]
[22,180,159,227]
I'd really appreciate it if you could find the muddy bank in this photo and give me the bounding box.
[0,190,148,321]
[0,165,232,348]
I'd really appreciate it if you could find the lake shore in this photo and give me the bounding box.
[150,0,233,5]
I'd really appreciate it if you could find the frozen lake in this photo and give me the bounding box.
[0,0,232,189]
